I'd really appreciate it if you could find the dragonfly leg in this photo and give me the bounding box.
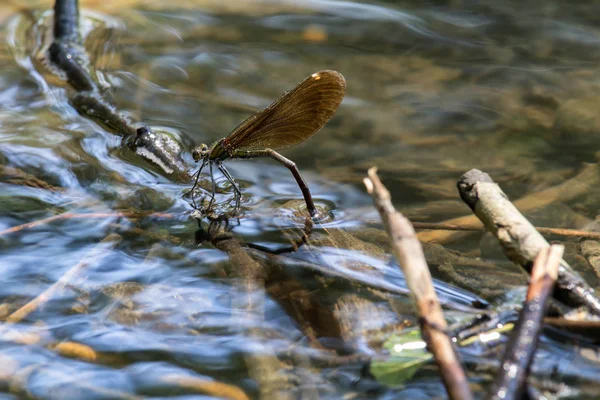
[231,149,316,217]
[190,159,207,209]
[217,162,242,214]
[207,161,217,211]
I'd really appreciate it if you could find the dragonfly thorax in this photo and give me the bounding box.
[208,140,230,161]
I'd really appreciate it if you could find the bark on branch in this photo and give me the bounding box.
[457,169,600,315]
[486,245,562,400]
[50,0,189,181]
[364,167,472,400]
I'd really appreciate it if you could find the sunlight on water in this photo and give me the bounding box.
[2,0,600,398]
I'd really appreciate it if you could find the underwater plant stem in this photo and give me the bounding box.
[364,167,473,400]
[0,211,175,237]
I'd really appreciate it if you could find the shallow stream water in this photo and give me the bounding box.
[2,0,600,399]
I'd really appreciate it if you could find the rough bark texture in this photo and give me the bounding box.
[457,169,600,315]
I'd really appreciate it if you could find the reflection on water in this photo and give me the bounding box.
[2,0,600,398]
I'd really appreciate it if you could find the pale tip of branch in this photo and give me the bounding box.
[363,177,374,193]
[546,244,563,280]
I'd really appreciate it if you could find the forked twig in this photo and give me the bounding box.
[419,163,600,244]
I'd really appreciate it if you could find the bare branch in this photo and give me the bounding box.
[364,167,472,400]
[457,169,600,316]
[486,245,562,400]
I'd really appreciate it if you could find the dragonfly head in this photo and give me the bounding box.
[192,143,210,162]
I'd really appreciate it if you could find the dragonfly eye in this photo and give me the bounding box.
[192,144,209,162]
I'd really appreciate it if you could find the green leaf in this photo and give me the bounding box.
[370,329,433,386]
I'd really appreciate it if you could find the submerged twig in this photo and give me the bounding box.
[0,164,62,191]
[47,0,189,180]
[4,234,121,324]
[419,163,600,244]
[159,375,250,400]
[0,211,175,237]
[364,167,472,400]
[457,169,600,316]
[486,245,562,400]
[197,219,292,399]
[413,221,600,240]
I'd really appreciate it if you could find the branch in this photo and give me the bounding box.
[48,0,189,181]
[457,169,600,316]
[364,167,472,400]
[486,245,561,400]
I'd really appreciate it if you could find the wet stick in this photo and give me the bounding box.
[4,234,121,324]
[364,168,473,400]
[413,221,600,240]
[457,169,600,316]
[487,245,561,400]
[199,222,293,399]
[192,70,346,217]
[159,375,249,400]
[48,0,188,179]
[0,211,175,237]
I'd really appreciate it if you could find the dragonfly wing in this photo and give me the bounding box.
[226,70,346,151]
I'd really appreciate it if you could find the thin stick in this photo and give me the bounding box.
[4,234,121,324]
[457,169,600,315]
[160,375,249,400]
[486,245,562,400]
[364,167,472,400]
[0,211,174,237]
[412,222,600,240]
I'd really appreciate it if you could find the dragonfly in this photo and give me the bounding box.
[191,70,346,217]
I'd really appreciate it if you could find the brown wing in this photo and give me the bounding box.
[224,70,346,151]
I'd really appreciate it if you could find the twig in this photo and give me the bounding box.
[0,356,141,400]
[198,220,292,399]
[413,222,600,240]
[4,234,121,324]
[486,245,562,400]
[457,169,600,315]
[47,0,189,180]
[364,167,472,400]
[0,164,62,191]
[0,211,175,237]
[419,163,600,244]
[160,375,249,400]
